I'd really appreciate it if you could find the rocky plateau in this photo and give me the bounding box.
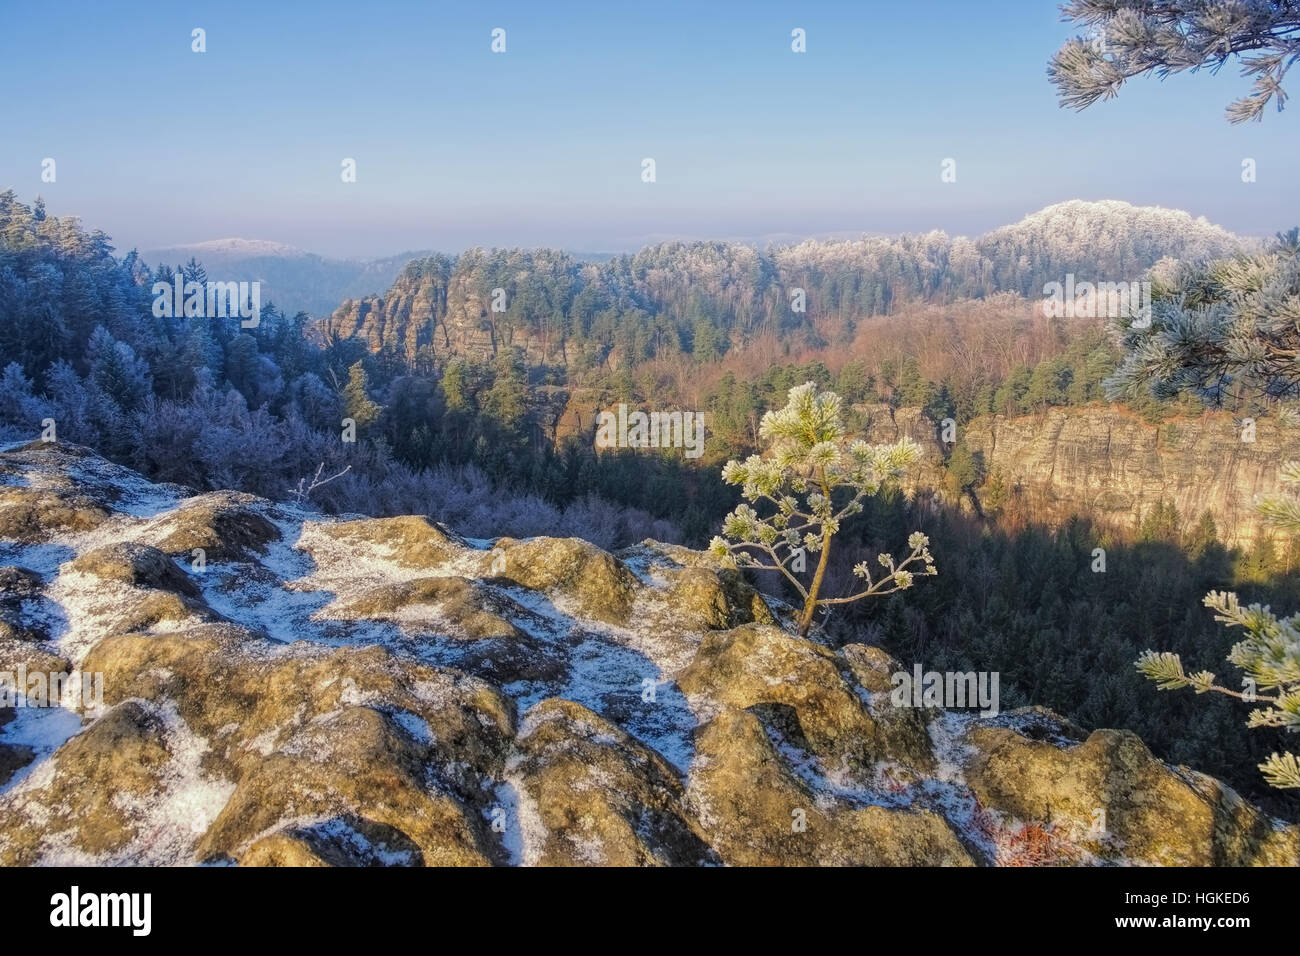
[0,441,1295,866]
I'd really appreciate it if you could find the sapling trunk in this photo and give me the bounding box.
[797,527,832,637]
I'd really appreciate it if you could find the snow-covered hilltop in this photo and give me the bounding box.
[1,441,1295,866]
[152,238,310,259]
[973,199,1250,295]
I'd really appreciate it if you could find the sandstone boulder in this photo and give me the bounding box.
[617,541,776,630]
[686,709,971,866]
[239,816,424,867]
[330,577,564,684]
[82,629,516,785]
[140,491,279,560]
[509,698,714,866]
[679,624,930,774]
[486,537,640,625]
[304,514,461,570]
[965,724,1300,866]
[0,702,170,864]
[0,565,50,644]
[68,543,199,597]
[0,486,108,542]
[198,706,493,866]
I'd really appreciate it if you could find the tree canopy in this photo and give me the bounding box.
[1104,231,1300,406]
[1049,0,1300,123]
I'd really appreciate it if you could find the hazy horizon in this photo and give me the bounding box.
[3,0,1297,258]
[106,196,1259,264]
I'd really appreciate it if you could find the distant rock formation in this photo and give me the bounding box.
[319,200,1250,368]
[852,403,1298,550]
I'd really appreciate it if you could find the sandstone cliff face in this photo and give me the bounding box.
[323,255,572,366]
[855,403,1298,549]
[0,441,1295,866]
[323,258,450,363]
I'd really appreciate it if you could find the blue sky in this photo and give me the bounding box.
[1,0,1296,257]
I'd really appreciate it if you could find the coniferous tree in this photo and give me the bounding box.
[181,256,207,289]
[86,325,151,413]
[1105,233,1300,407]
[342,360,381,431]
[1049,1,1300,123]
[710,382,937,636]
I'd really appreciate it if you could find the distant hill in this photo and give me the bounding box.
[971,199,1252,296]
[321,200,1256,367]
[141,241,433,317]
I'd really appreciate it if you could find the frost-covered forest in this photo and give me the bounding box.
[0,190,1252,540]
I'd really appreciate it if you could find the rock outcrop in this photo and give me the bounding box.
[322,252,572,367]
[0,440,1296,866]
[855,403,1300,549]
